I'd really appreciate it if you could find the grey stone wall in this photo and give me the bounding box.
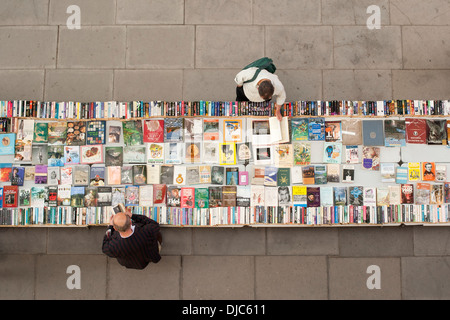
[0,0,450,300]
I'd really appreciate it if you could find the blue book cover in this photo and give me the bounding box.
[362,120,385,146]
[308,118,325,141]
[396,166,408,184]
[0,133,16,155]
[264,167,278,187]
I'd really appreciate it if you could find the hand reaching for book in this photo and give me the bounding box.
[275,104,282,121]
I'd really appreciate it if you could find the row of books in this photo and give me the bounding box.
[2,204,450,226]
[2,99,450,119]
[3,183,450,211]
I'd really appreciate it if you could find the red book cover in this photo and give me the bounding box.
[405,118,427,144]
[3,185,18,208]
[401,184,414,204]
[152,184,167,205]
[180,187,195,208]
[143,119,164,143]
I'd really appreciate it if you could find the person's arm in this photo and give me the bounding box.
[234,68,258,86]
[273,78,286,121]
[102,225,118,258]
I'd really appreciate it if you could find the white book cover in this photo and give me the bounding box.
[146,164,161,184]
[173,165,186,185]
[269,116,289,144]
[139,185,153,206]
[265,186,278,207]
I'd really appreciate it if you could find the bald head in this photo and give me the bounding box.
[113,212,131,232]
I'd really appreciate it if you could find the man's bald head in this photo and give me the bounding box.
[113,212,131,232]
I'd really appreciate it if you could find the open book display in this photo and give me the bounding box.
[0,98,450,227]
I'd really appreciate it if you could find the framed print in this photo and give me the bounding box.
[80,145,103,164]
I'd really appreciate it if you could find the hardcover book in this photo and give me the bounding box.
[325,120,341,142]
[31,186,48,207]
[147,143,164,164]
[291,118,308,141]
[226,167,239,186]
[86,120,106,145]
[302,166,315,185]
[70,186,85,208]
[219,143,236,165]
[211,166,224,185]
[401,184,414,204]
[125,185,139,207]
[3,185,18,208]
[84,187,98,207]
[277,168,290,187]
[146,165,160,185]
[153,184,167,205]
[60,167,73,185]
[90,166,105,186]
[333,187,347,206]
[348,186,364,206]
[293,142,311,165]
[426,119,447,145]
[323,142,342,164]
[57,185,71,206]
[306,187,320,207]
[64,146,80,165]
[105,146,123,167]
[320,186,334,207]
[80,145,103,164]
[341,119,362,145]
[408,162,421,181]
[195,188,209,209]
[11,166,24,186]
[362,146,380,171]
[405,118,427,144]
[47,122,67,145]
[143,119,164,143]
[47,167,60,185]
[264,166,278,187]
[292,185,307,207]
[416,183,430,205]
[122,120,143,146]
[222,186,237,207]
[308,117,325,141]
[186,166,200,185]
[422,162,436,181]
[384,119,406,147]
[327,163,340,183]
[34,165,48,184]
[121,166,133,184]
[251,119,271,146]
[209,186,223,208]
[167,186,181,207]
[362,120,384,146]
[0,133,16,156]
[97,186,112,206]
[278,186,291,206]
[250,185,264,207]
[47,145,65,167]
[314,165,327,185]
[66,121,86,146]
[132,165,147,185]
[32,145,48,165]
[164,118,184,143]
[33,122,48,143]
[236,186,251,207]
[123,146,146,164]
[111,187,126,207]
[203,118,219,141]
[107,166,121,185]
[73,165,89,186]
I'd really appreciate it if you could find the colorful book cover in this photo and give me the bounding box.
[306,187,320,207]
[292,185,307,207]
[302,166,315,185]
[64,146,80,165]
[264,166,278,187]
[84,187,98,207]
[226,167,239,186]
[90,166,105,186]
[0,133,16,156]
[34,165,48,184]
[384,119,406,147]
[70,186,85,208]
[416,183,430,205]
[199,165,211,184]
[408,162,421,181]
[105,146,123,167]
[31,186,48,207]
[323,142,342,164]
[308,117,325,141]
[203,118,219,141]
[325,120,341,142]
[164,118,184,143]
[47,145,65,167]
[185,142,201,163]
[273,143,293,167]
[122,120,143,146]
[11,166,24,186]
[57,185,72,206]
[396,166,408,184]
[33,122,48,143]
[422,162,436,181]
[405,118,427,144]
[222,186,237,207]
[80,145,103,164]
[239,171,249,185]
[291,118,308,141]
[125,185,139,207]
[66,121,86,146]
[47,122,67,145]
[430,184,444,204]
[153,184,167,205]
[3,185,18,208]
[167,186,181,207]
[362,146,380,171]
[277,168,290,187]
[401,184,414,204]
[173,165,186,186]
[314,165,327,185]
[293,142,311,165]
[219,142,236,165]
[143,119,164,143]
[108,125,121,143]
[132,165,147,185]
[426,119,447,145]
[195,188,209,209]
[333,187,347,206]
[348,186,364,206]
[345,145,359,164]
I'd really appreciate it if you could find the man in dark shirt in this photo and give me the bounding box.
[102,209,162,269]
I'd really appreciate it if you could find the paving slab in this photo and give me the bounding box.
[0,254,36,300]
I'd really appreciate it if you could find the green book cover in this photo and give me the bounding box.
[277,168,290,186]
[122,120,143,146]
[33,122,48,143]
[195,188,209,209]
[291,118,308,141]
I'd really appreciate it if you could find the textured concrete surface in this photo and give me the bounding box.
[0,0,450,301]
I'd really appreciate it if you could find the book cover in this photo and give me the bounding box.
[226,167,239,186]
[323,142,342,164]
[211,166,224,185]
[314,165,327,185]
[278,186,291,206]
[0,133,16,155]
[33,122,48,143]
[11,166,24,186]
[186,166,200,185]
[236,186,251,207]
[348,186,364,206]
[320,186,334,207]
[341,119,362,145]
[430,184,444,204]
[292,185,307,207]
[333,187,347,206]
[293,142,311,165]
[173,165,186,186]
[139,185,153,207]
[436,164,446,182]
[209,186,223,208]
[31,186,48,207]
[302,166,315,185]
[269,116,289,144]
[47,122,67,145]
[47,145,65,167]
[121,166,133,184]
[125,185,139,206]
[165,143,183,165]
[66,121,86,146]
[60,167,73,185]
[203,119,219,141]
[47,167,60,185]
[291,118,308,141]
[362,146,380,171]
[90,166,105,186]
[380,163,396,183]
[363,187,377,206]
[416,183,430,205]
[264,186,278,207]
[160,165,174,185]
[80,145,103,164]
[164,118,184,143]
[185,118,203,142]
[15,119,34,161]
[153,184,167,205]
[342,165,355,183]
[143,119,164,143]
[122,120,143,146]
[264,166,278,187]
[24,166,35,181]
[123,146,146,164]
[199,165,211,184]
[70,186,85,208]
[236,142,253,164]
[222,186,237,207]
[422,162,436,181]
[64,146,80,165]
[277,168,290,187]
[57,185,71,206]
[73,165,90,185]
[306,187,320,207]
[97,186,112,206]
[84,187,98,207]
[396,166,408,184]
[3,185,18,208]
[345,145,359,164]
[308,117,325,141]
[376,187,389,206]
[219,143,236,165]
[195,188,209,209]
[223,119,243,143]
[34,165,48,184]
[362,120,384,146]
[132,165,147,185]
[327,163,340,183]
[250,185,264,207]
[202,141,219,164]
[253,145,272,165]
[185,142,202,164]
[148,165,161,185]
[426,119,447,145]
[325,120,341,142]
[401,184,414,204]
[32,145,48,165]
[108,125,121,143]
[111,187,126,207]
[384,119,406,147]
[408,162,421,181]
[251,119,271,146]
[147,143,164,164]
[388,185,401,205]
[252,166,265,185]
[273,143,293,167]
[107,166,122,185]
[105,146,123,167]
[445,183,450,203]
[405,118,427,144]
[167,186,181,207]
